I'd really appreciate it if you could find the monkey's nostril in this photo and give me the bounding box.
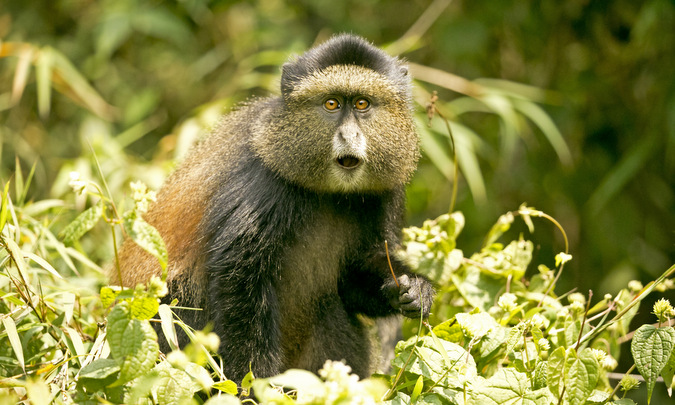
[336,155,361,169]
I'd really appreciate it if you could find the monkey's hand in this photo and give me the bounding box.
[384,274,434,319]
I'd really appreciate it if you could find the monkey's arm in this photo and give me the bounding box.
[339,249,434,319]
[203,157,304,383]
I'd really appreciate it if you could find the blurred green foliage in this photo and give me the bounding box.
[1,0,673,319]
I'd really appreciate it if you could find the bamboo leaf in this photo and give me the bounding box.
[50,48,116,120]
[10,45,33,104]
[513,99,572,166]
[0,181,10,233]
[24,252,62,279]
[158,304,179,352]
[2,317,25,372]
[36,47,54,118]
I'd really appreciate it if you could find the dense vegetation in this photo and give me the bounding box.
[1,1,674,403]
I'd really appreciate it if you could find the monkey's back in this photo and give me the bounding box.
[114,103,266,304]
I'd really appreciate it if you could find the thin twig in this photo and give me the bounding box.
[384,240,399,287]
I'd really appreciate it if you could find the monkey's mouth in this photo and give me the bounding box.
[336,155,362,169]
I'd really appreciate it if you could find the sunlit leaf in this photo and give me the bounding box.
[2,317,25,372]
[107,302,159,386]
[59,202,104,245]
[631,324,675,403]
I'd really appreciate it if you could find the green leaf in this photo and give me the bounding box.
[563,317,582,348]
[59,202,104,245]
[455,311,498,340]
[411,375,424,403]
[532,361,547,390]
[123,211,168,273]
[130,296,159,320]
[0,181,11,233]
[631,324,675,403]
[432,319,464,343]
[213,380,239,396]
[106,302,159,386]
[203,394,242,405]
[392,336,476,390]
[546,346,566,397]
[154,363,200,405]
[468,368,554,404]
[512,99,572,166]
[36,47,53,118]
[2,317,25,372]
[77,358,120,391]
[241,370,255,390]
[563,348,599,405]
[158,304,179,351]
[483,212,514,248]
[100,286,119,308]
[661,345,675,395]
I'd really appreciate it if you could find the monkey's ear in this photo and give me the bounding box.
[399,66,409,76]
[281,61,301,97]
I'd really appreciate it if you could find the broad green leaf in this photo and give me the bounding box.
[661,345,675,395]
[107,302,159,386]
[532,361,547,390]
[609,399,637,405]
[451,265,504,311]
[432,319,464,343]
[2,317,24,372]
[59,202,104,245]
[563,317,582,348]
[546,346,566,397]
[455,312,498,340]
[204,394,242,405]
[212,380,239,396]
[185,362,214,390]
[267,369,324,396]
[586,389,610,403]
[100,286,119,308]
[468,368,554,405]
[130,296,159,320]
[392,336,476,390]
[154,363,200,405]
[631,324,675,403]
[563,348,599,405]
[77,358,120,391]
[475,325,509,364]
[123,211,168,272]
[25,379,50,405]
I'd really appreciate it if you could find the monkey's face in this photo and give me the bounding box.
[254,65,419,194]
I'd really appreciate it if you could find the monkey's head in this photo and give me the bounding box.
[252,34,419,194]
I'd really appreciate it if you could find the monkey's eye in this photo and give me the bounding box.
[324,98,341,111]
[354,98,370,111]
